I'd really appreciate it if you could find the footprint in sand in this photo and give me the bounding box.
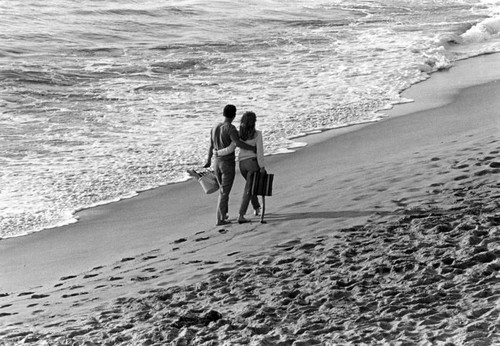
[391,198,408,207]
[142,255,158,260]
[173,238,187,244]
[44,322,63,328]
[60,275,77,281]
[109,276,123,281]
[275,239,302,249]
[219,229,229,234]
[121,257,135,262]
[298,242,320,250]
[429,183,444,187]
[31,294,50,299]
[352,194,370,201]
[437,170,450,175]
[83,273,99,279]
[195,236,210,242]
[131,275,159,282]
[474,170,491,177]
[227,251,240,256]
[18,292,35,297]
[62,292,88,299]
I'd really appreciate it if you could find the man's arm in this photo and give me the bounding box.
[229,128,256,152]
[215,142,236,156]
[203,130,214,168]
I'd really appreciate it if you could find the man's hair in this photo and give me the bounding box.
[223,104,237,119]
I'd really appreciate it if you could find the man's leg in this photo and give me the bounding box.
[216,159,235,224]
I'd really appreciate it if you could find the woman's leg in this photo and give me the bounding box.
[238,159,260,220]
[250,193,260,212]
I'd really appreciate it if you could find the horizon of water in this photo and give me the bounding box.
[1,0,500,239]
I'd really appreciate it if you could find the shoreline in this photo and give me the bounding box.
[1,53,500,344]
[3,50,497,244]
[1,53,499,291]
[3,52,499,243]
[0,52,500,241]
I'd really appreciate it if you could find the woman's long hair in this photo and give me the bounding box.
[239,111,257,141]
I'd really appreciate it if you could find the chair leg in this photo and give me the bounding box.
[260,196,266,224]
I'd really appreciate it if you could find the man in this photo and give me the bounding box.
[204,104,255,226]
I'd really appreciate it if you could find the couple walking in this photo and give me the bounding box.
[204,104,266,226]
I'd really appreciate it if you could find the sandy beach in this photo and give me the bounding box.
[1,53,500,345]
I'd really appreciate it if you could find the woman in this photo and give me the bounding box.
[215,111,265,223]
[235,111,266,223]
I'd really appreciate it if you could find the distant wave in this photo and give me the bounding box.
[269,19,351,28]
[0,47,35,56]
[151,42,232,51]
[0,68,102,86]
[435,15,500,53]
[150,59,206,73]
[71,6,200,17]
[73,47,125,57]
[0,70,73,86]
[461,15,500,43]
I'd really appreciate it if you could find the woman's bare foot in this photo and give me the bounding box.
[238,216,250,224]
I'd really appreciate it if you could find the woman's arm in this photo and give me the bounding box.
[256,131,265,170]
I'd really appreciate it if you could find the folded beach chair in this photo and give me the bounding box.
[248,171,274,223]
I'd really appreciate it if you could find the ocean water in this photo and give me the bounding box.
[1,0,500,239]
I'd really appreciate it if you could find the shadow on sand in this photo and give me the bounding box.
[262,210,389,223]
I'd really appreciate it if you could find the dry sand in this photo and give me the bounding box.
[0,54,499,345]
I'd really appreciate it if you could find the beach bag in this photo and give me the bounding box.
[198,171,219,194]
[247,171,274,223]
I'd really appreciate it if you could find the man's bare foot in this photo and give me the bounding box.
[216,220,232,226]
